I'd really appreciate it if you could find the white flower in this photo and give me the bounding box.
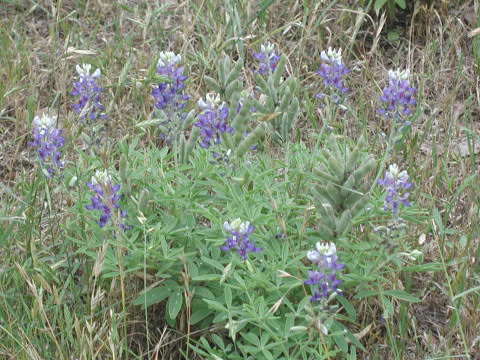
[387,164,408,180]
[198,93,221,109]
[388,68,410,81]
[261,42,275,54]
[307,250,322,264]
[33,113,57,130]
[321,47,343,65]
[76,64,101,80]
[224,218,250,235]
[307,242,336,264]
[316,241,336,256]
[157,51,181,68]
[91,170,111,186]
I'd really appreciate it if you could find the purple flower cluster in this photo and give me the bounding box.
[151,51,189,119]
[221,219,262,260]
[253,42,281,75]
[316,47,351,104]
[304,242,345,302]
[377,164,413,214]
[377,69,417,123]
[71,64,107,122]
[194,93,233,148]
[85,170,127,228]
[29,113,65,176]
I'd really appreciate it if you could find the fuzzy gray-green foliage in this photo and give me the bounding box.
[204,55,266,157]
[312,134,375,241]
[252,54,300,142]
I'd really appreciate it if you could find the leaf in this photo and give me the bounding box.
[383,289,421,303]
[337,295,356,321]
[168,292,183,319]
[387,31,399,41]
[133,286,172,308]
[354,290,379,299]
[191,274,221,281]
[395,0,406,9]
[203,299,228,312]
[224,286,232,308]
[374,0,388,12]
[135,117,166,128]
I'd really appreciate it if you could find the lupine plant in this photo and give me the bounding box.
[377,163,413,214]
[221,218,262,260]
[29,113,65,177]
[71,64,107,122]
[194,93,233,149]
[312,134,376,241]
[202,56,266,159]
[251,43,300,141]
[305,241,345,302]
[85,170,127,228]
[151,51,190,144]
[253,41,282,75]
[377,68,417,125]
[316,47,351,106]
[12,22,431,359]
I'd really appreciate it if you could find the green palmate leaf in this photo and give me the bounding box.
[168,291,183,319]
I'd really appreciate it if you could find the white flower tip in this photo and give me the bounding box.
[263,42,275,54]
[321,47,343,64]
[198,98,207,109]
[389,68,410,80]
[206,93,221,105]
[76,63,93,78]
[91,68,101,78]
[158,51,181,67]
[92,169,111,186]
[34,113,57,129]
[388,163,400,176]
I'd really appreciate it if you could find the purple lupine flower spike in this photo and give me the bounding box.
[316,47,351,105]
[253,42,281,75]
[151,51,189,124]
[221,218,262,260]
[304,242,344,302]
[194,93,233,148]
[85,170,127,228]
[377,164,413,214]
[71,64,107,122]
[29,113,65,177]
[377,68,417,123]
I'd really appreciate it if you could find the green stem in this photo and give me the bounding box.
[370,124,397,193]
